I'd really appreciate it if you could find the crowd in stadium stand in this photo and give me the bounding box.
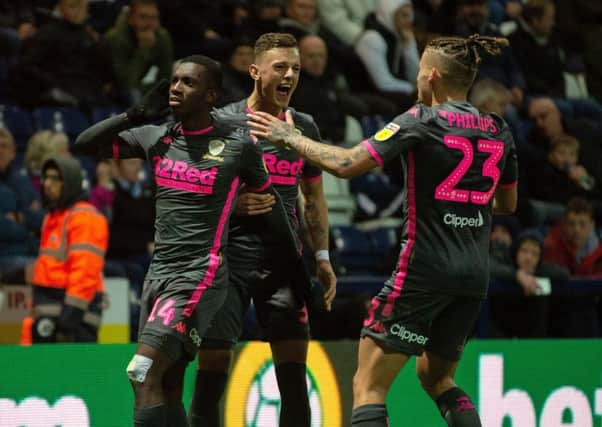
[1,0,601,341]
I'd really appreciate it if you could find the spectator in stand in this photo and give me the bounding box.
[89,159,116,220]
[31,156,108,343]
[0,184,38,284]
[24,130,70,194]
[13,0,116,110]
[105,158,154,341]
[354,0,419,113]
[544,197,602,337]
[238,0,283,41]
[156,0,232,61]
[104,0,174,105]
[0,128,44,233]
[469,78,511,116]
[0,1,37,56]
[509,0,602,122]
[453,0,525,109]
[489,226,569,338]
[527,135,600,225]
[218,35,255,107]
[316,0,376,46]
[412,0,458,37]
[291,34,364,145]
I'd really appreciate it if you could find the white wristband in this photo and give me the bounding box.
[315,250,330,261]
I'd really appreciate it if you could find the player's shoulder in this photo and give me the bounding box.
[216,99,247,115]
[211,113,254,148]
[288,107,316,127]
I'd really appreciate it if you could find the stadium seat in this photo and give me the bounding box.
[330,225,380,274]
[32,107,90,141]
[322,172,356,225]
[0,104,34,151]
[367,226,399,258]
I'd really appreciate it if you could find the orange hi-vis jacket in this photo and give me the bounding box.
[33,201,109,310]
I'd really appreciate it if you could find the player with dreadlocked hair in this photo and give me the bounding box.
[247,34,518,426]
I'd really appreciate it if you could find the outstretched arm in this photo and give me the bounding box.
[247,110,378,178]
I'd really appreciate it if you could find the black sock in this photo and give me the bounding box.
[436,387,482,427]
[350,404,388,426]
[167,402,188,427]
[274,362,310,427]
[134,404,167,427]
[188,370,228,427]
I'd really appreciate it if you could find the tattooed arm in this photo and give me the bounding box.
[247,111,379,178]
[300,178,337,310]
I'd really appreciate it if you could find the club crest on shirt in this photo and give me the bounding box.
[374,122,401,141]
[208,139,225,155]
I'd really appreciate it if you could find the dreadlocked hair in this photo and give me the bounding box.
[426,34,509,90]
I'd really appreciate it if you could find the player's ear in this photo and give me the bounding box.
[206,88,217,105]
[249,63,260,80]
[429,67,441,82]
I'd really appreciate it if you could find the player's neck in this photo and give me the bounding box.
[180,112,213,132]
[247,92,283,117]
[431,91,467,107]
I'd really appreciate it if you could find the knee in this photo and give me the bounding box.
[198,349,232,373]
[126,354,160,393]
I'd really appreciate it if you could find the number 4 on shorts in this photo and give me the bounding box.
[147,298,176,326]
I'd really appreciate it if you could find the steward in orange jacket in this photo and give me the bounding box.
[31,157,109,342]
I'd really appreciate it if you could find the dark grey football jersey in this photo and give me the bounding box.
[363,101,518,297]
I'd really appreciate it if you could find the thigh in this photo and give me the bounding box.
[138,271,228,361]
[361,286,448,357]
[201,268,251,350]
[251,268,310,343]
[425,296,483,362]
[354,335,410,406]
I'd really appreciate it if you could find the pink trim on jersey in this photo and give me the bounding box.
[182,177,240,317]
[155,177,213,194]
[361,140,384,166]
[406,107,418,117]
[499,181,517,189]
[302,174,322,183]
[180,125,214,136]
[382,151,416,317]
[245,106,286,120]
[246,177,271,193]
[270,175,297,185]
[112,138,120,160]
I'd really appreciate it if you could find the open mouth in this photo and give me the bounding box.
[276,84,291,98]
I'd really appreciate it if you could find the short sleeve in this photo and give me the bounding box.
[300,117,323,182]
[499,134,518,188]
[361,108,421,165]
[241,141,271,192]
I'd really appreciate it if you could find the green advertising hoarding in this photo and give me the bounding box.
[0,340,601,426]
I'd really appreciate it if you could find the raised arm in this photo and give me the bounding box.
[74,79,170,158]
[247,111,378,179]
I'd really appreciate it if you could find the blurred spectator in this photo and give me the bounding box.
[218,35,256,107]
[544,198,601,337]
[31,156,108,343]
[156,0,232,61]
[24,130,70,194]
[238,0,283,41]
[316,0,376,46]
[453,0,525,109]
[412,0,457,37]
[545,198,602,276]
[103,0,173,105]
[527,135,599,225]
[291,34,363,145]
[105,158,154,341]
[0,128,44,232]
[469,78,510,116]
[490,0,522,25]
[354,0,419,112]
[13,0,116,110]
[279,0,362,89]
[0,184,38,284]
[89,159,116,219]
[0,1,37,56]
[526,98,602,197]
[489,227,569,338]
